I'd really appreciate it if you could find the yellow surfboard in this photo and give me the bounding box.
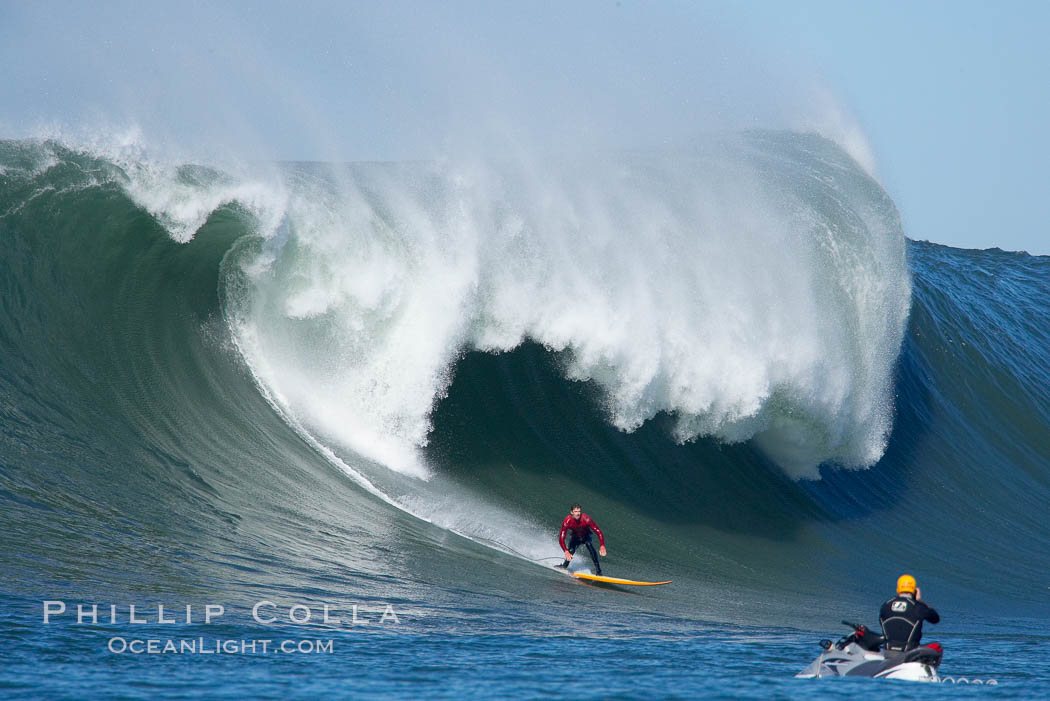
[571,572,671,586]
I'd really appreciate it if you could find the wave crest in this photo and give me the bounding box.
[221,133,910,479]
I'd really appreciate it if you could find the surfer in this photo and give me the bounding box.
[879,574,940,652]
[555,503,606,575]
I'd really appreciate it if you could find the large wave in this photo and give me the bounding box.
[194,132,911,481]
[4,134,1046,614]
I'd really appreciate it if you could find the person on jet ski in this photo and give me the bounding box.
[555,503,606,575]
[879,574,940,652]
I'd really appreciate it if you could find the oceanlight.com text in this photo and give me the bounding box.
[107,637,334,655]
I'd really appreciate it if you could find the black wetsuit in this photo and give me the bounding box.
[879,594,940,651]
[564,532,601,575]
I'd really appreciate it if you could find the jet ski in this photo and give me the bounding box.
[796,620,943,682]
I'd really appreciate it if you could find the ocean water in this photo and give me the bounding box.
[1,133,1047,698]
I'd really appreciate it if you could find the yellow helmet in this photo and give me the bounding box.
[897,574,917,595]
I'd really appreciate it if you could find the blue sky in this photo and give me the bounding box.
[722,1,1049,255]
[1,1,1046,254]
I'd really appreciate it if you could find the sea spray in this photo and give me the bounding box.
[218,133,911,480]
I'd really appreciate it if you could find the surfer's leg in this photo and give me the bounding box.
[583,537,601,575]
[558,536,580,568]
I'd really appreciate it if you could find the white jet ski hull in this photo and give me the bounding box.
[796,642,940,682]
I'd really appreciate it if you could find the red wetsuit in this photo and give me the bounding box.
[558,513,605,551]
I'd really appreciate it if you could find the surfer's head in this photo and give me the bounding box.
[570,503,582,520]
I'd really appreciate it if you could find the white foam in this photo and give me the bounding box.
[38,124,289,243]
[222,139,910,481]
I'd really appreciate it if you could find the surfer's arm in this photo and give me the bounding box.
[589,520,605,548]
[558,517,569,553]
